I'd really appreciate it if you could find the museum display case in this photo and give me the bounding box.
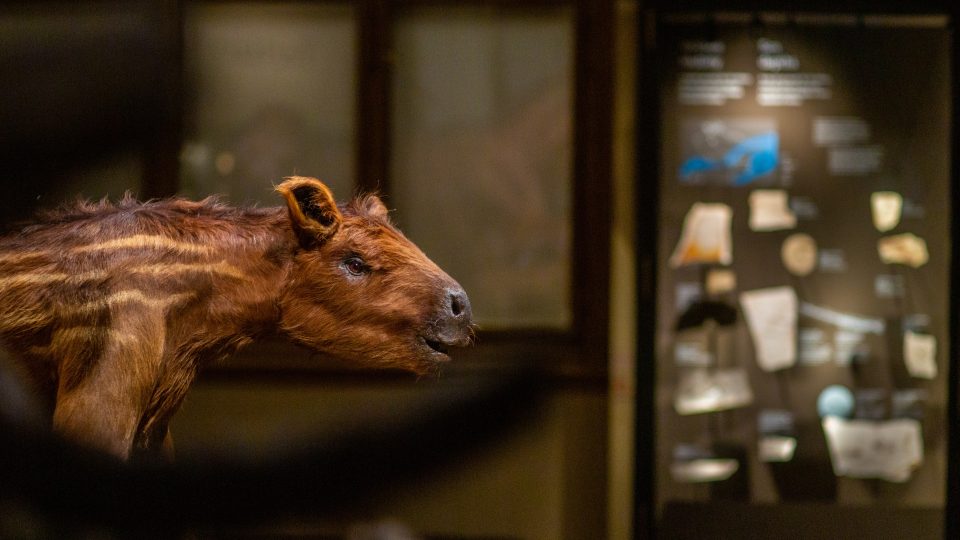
[636,5,958,538]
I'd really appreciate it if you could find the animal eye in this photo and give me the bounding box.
[343,256,368,276]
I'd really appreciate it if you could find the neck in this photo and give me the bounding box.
[192,206,298,335]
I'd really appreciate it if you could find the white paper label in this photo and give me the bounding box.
[740,286,798,371]
[822,417,923,482]
[749,189,797,231]
[904,330,937,379]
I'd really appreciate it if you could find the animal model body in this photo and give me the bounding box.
[0,177,473,461]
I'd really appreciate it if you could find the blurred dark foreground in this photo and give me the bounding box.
[0,355,545,537]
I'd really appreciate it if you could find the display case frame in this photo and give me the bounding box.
[634,1,960,538]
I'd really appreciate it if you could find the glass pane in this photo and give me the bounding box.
[53,151,144,202]
[182,3,355,204]
[652,16,951,535]
[391,7,574,330]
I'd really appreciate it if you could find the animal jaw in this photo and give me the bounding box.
[0,176,473,460]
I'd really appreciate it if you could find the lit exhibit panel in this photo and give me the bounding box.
[651,13,951,528]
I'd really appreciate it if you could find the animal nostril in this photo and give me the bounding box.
[449,289,469,318]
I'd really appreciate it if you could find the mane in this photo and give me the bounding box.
[5,193,285,247]
[3,190,393,248]
[37,192,389,223]
[34,193,274,225]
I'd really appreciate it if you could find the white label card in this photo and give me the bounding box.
[740,286,798,371]
[822,417,923,482]
[749,189,797,231]
[904,330,937,379]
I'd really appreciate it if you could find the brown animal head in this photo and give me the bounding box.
[275,177,474,375]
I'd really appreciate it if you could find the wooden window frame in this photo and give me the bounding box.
[169,0,613,381]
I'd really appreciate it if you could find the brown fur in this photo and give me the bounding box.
[0,177,473,461]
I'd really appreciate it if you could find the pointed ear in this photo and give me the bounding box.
[360,195,390,220]
[275,176,342,245]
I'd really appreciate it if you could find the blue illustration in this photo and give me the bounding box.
[679,131,779,186]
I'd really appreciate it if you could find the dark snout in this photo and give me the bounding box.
[431,286,475,349]
[448,288,472,324]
